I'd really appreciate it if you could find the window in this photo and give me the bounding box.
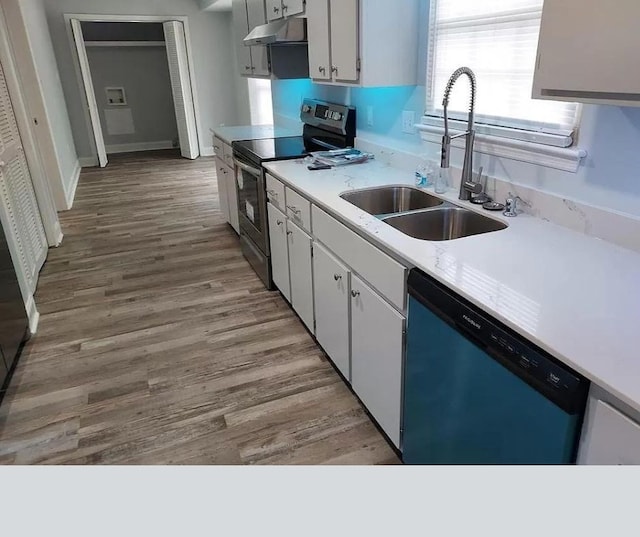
[248,78,274,125]
[425,0,579,147]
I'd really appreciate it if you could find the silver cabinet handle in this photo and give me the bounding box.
[286,205,301,215]
[282,4,288,12]
[245,65,251,71]
[222,169,227,175]
[213,145,221,152]
[334,274,342,281]
[276,220,283,226]
[273,5,280,12]
[286,230,293,236]
[351,290,360,298]
[318,66,326,74]
[331,66,338,73]
[267,189,278,197]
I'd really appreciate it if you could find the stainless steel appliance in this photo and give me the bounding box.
[232,99,356,289]
[0,218,29,399]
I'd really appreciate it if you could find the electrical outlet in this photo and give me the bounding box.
[402,110,416,134]
[367,106,374,127]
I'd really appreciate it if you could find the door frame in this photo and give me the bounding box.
[0,3,63,249]
[63,13,204,166]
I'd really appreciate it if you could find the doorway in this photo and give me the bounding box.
[67,16,201,167]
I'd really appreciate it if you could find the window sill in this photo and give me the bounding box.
[416,123,587,173]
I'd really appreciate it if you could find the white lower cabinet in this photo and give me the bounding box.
[267,202,290,301]
[579,397,640,465]
[351,274,405,448]
[313,242,350,380]
[215,156,239,234]
[287,219,314,332]
[267,201,314,332]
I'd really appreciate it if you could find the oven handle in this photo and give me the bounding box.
[233,158,262,177]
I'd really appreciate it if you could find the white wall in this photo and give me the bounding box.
[3,0,79,211]
[86,45,179,150]
[42,0,240,161]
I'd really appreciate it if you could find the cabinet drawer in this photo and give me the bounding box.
[285,187,312,233]
[266,173,286,211]
[312,205,406,311]
[213,136,225,158]
[580,399,640,465]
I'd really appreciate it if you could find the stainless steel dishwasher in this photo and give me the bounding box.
[402,268,589,464]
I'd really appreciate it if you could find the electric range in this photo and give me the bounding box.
[232,98,356,289]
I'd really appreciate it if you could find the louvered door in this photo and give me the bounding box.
[163,21,200,160]
[0,61,47,294]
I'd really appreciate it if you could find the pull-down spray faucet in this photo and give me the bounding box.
[440,67,481,201]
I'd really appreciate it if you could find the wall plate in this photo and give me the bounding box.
[105,86,127,106]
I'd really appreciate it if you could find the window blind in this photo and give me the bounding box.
[426,0,579,141]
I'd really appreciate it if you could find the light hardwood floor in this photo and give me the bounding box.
[0,150,399,464]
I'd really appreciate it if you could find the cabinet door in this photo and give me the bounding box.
[329,0,359,83]
[232,0,253,76]
[351,274,404,448]
[283,0,305,17]
[287,220,314,333]
[266,0,283,21]
[307,0,332,81]
[246,0,267,30]
[267,202,291,301]
[534,0,640,97]
[313,243,350,380]
[579,399,640,465]
[214,157,230,224]
[251,45,271,77]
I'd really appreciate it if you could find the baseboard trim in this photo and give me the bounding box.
[25,294,39,335]
[201,145,215,157]
[63,159,81,210]
[106,140,175,154]
[78,156,98,168]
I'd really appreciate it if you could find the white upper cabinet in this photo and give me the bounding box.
[533,0,640,106]
[307,0,420,87]
[329,0,359,83]
[232,0,253,75]
[232,0,271,78]
[246,0,267,29]
[306,0,331,81]
[267,0,305,21]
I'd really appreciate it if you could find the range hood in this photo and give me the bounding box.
[243,18,306,46]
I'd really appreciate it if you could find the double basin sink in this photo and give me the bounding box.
[340,186,507,241]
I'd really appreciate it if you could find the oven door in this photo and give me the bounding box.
[233,155,268,253]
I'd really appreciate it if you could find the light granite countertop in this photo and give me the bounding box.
[264,157,640,414]
[211,125,302,145]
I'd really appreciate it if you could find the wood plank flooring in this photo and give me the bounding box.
[0,150,399,464]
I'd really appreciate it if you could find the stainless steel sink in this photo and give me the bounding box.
[340,185,443,216]
[381,207,507,241]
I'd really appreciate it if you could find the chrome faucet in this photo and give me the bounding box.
[440,67,479,201]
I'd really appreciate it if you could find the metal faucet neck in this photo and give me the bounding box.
[439,67,478,201]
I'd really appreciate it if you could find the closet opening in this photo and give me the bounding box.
[68,17,201,168]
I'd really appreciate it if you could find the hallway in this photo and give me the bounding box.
[0,151,398,464]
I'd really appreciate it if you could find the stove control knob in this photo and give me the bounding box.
[302,104,312,113]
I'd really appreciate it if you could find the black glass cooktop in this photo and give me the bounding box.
[232,136,308,164]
